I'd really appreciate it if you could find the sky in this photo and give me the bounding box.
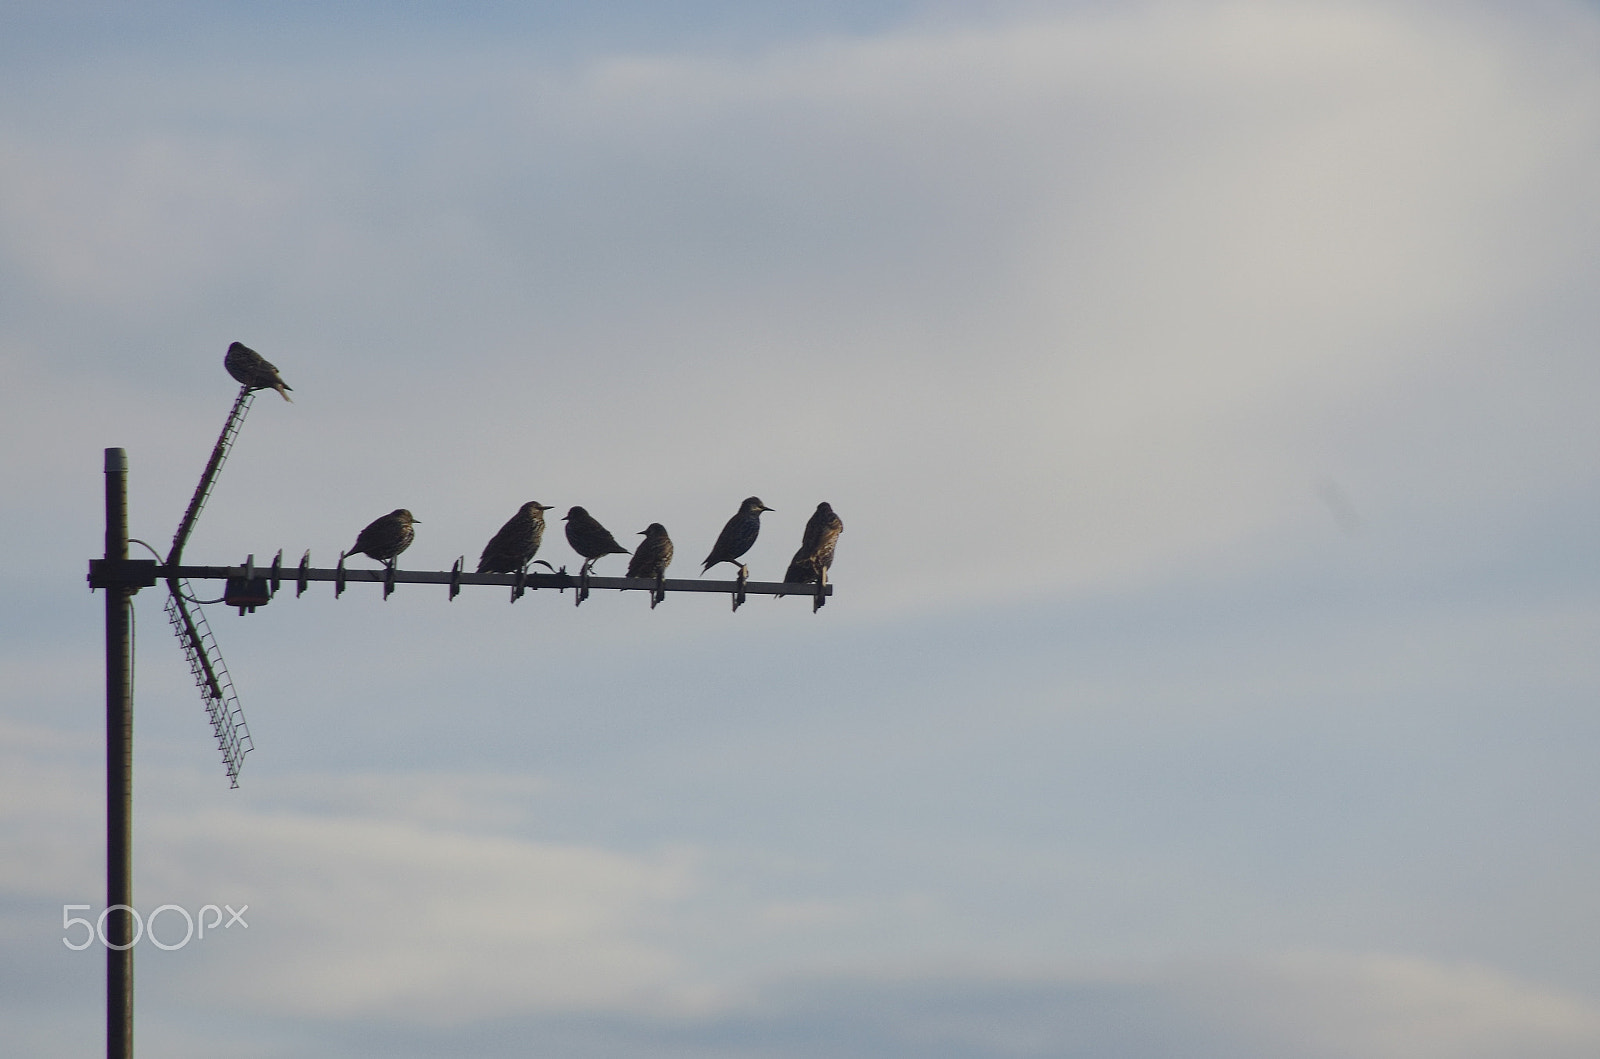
[2,0,1600,1055]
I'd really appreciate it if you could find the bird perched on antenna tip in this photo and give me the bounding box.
[702,496,772,575]
[346,509,418,567]
[224,341,293,401]
[478,502,554,574]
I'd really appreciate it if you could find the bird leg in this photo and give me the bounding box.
[732,564,748,612]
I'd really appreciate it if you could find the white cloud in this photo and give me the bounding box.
[0,733,707,1022]
[145,809,703,1020]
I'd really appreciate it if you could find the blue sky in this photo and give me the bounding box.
[4,1,1600,1055]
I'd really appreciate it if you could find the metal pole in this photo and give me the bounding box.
[104,447,133,1059]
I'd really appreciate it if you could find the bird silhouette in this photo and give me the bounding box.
[224,341,293,401]
[563,506,630,574]
[781,502,843,587]
[346,509,418,567]
[701,496,772,575]
[478,502,554,574]
[627,523,674,580]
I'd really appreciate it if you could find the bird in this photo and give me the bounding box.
[477,502,554,574]
[562,506,631,573]
[701,496,772,575]
[627,523,674,580]
[346,509,418,566]
[781,502,843,588]
[224,341,293,401]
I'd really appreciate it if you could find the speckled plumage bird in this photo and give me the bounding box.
[347,509,418,566]
[782,502,843,586]
[627,523,674,580]
[701,496,772,575]
[563,506,630,572]
[477,502,554,574]
[224,341,293,401]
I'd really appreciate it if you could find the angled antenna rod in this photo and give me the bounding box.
[168,385,254,566]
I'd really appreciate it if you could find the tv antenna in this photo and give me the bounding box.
[86,357,837,1059]
[162,385,258,787]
